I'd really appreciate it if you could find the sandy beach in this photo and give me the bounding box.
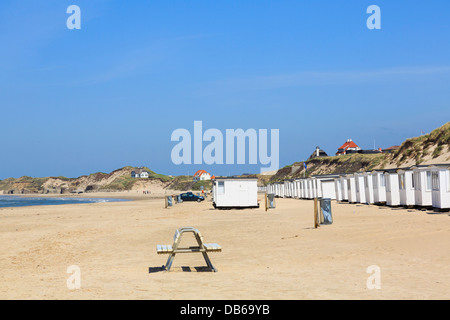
[0,193,449,300]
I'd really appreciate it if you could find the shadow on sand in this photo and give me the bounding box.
[148,266,214,273]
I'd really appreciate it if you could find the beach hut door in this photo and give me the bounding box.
[239,181,249,206]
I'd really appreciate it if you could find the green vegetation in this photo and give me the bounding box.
[266,122,450,184]
[148,172,173,182]
[164,175,213,191]
[0,165,176,193]
[269,153,386,183]
[192,180,212,191]
[393,122,450,164]
[432,145,443,158]
[100,175,136,191]
[0,176,49,193]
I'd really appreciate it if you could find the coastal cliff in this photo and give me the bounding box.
[265,122,450,183]
[1,123,448,192]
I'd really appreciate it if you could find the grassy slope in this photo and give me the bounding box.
[388,122,450,165]
[268,153,385,183]
[0,166,173,193]
[2,123,449,190]
[266,122,450,184]
[166,176,213,191]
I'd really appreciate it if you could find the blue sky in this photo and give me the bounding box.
[1,0,450,179]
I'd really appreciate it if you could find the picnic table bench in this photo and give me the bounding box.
[156,227,222,272]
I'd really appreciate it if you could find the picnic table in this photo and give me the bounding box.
[157,227,222,272]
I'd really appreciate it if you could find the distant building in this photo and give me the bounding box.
[193,170,212,182]
[336,139,361,156]
[131,167,150,178]
[308,146,328,160]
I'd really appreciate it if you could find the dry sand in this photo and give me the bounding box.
[0,193,449,300]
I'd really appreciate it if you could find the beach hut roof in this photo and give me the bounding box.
[396,167,413,173]
[311,174,340,178]
[383,168,399,174]
[410,164,432,170]
[427,164,450,169]
[213,176,257,180]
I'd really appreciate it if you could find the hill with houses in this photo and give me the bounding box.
[0,166,173,195]
[1,123,448,193]
[0,166,216,195]
[266,122,450,183]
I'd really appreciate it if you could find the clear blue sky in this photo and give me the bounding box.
[1,0,450,179]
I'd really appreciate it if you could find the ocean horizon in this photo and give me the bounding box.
[0,195,130,208]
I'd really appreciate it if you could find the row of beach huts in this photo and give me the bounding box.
[264,164,450,210]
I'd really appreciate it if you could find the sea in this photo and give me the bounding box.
[0,195,129,208]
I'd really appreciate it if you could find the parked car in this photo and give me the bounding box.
[180,192,205,202]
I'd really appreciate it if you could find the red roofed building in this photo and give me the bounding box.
[193,170,212,181]
[336,139,361,156]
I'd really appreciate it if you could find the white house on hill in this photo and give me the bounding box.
[193,170,213,182]
[336,139,361,156]
[131,167,150,178]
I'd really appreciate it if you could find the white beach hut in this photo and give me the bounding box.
[397,168,415,207]
[313,178,319,199]
[320,175,339,200]
[298,180,303,198]
[355,172,366,204]
[291,180,296,198]
[288,180,294,198]
[312,177,321,198]
[340,175,349,201]
[306,178,313,199]
[321,179,337,200]
[304,179,309,199]
[295,179,302,198]
[346,174,357,203]
[363,172,374,205]
[384,169,400,207]
[310,177,319,198]
[430,164,450,210]
[412,165,433,207]
[212,177,258,209]
[335,178,342,201]
[284,180,290,198]
[289,180,295,198]
[372,170,387,204]
[310,175,338,199]
[292,180,297,198]
[310,177,316,199]
[301,179,307,199]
